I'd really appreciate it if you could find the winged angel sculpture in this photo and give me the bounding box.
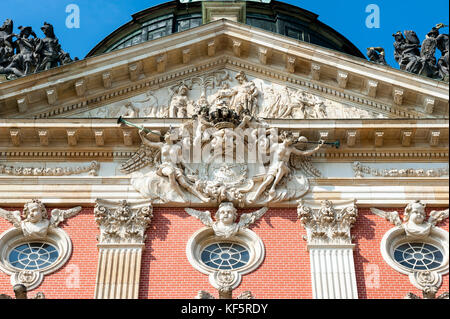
[0,199,81,239]
[371,200,449,239]
[120,75,325,206]
[122,123,323,205]
[185,202,268,238]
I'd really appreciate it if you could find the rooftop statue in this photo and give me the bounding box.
[367,47,388,65]
[392,24,449,81]
[0,19,76,80]
[435,24,449,81]
[0,19,15,67]
[35,22,74,72]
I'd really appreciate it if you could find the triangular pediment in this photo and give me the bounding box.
[68,67,390,120]
[0,19,448,120]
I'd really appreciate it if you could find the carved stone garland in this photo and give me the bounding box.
[352,161,449,178]
[0,161,100,177]
[297,199,359,299]
[94,199,153,299]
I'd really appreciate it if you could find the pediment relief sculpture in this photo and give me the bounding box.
[75,70,385,120]
[119,99,328,206]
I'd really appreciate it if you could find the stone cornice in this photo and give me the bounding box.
[0,20,448,119]
[0,118,447,161]
[0,177,447,208]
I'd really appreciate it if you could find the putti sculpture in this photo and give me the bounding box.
[118,71,335,206]
[371,200,448,240]
[185,202,268,238]
[0,199,82,239]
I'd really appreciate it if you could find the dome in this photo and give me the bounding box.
[86,0,364,59]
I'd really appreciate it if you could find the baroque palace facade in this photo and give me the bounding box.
[0,1,448,299]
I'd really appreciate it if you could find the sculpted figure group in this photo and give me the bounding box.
[369,24,448,81]
[0,19,75,79]
[121,86,325,205]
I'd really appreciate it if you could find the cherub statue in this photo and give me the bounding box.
[0,199,82,239]
[185,202,268,238]
[371,200,448,239]
[248,132,324,203]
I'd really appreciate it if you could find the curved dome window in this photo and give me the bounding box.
[8,243,59,271]
[393,243,444,271]
[88,1,363,58]
[201,242,250,270]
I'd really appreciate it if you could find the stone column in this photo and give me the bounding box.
[94,199,153,299]
[297,199,359,299]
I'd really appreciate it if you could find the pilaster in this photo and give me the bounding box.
[298,199,359,299]
[93,199,153,299]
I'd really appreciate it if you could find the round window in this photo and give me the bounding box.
[8,243,59,271]
[393,242,444,271]
[200,242,250,270]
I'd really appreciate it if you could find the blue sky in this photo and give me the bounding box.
[1,0,449,67]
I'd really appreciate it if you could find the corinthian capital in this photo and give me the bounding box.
[297,199,358,245]
[94,199,153,244]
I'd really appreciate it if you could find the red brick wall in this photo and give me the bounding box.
[354,208,449,299]
[0,206,448,299]
[139,207,312,299]
[0,208,98,299]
